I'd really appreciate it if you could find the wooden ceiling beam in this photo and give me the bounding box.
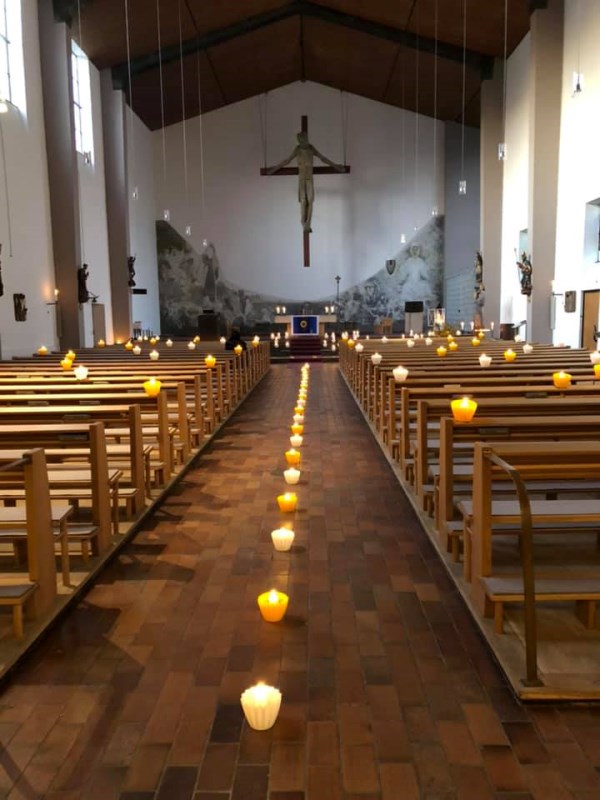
[110,0,494,92]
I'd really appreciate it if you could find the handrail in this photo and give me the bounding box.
[0,454,31,473]
[485,450,543,687]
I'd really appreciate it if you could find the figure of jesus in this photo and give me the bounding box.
[266,131,346,233]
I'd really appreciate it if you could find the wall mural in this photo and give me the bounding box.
[157,217,443,336]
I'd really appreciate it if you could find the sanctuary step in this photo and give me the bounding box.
[289,335,322,360]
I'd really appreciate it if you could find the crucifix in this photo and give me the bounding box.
[261,115,351,267]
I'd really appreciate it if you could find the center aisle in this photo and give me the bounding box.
[1,364,599,799]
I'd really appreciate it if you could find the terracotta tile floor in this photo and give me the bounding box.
[1,364,600,799]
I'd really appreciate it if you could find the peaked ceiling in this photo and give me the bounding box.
[57,0,538,131]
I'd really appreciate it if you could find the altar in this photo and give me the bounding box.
[275,314,337,336]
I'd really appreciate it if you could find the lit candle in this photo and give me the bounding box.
[220,336,227,344]
[407,339,415,348]
[594,363,600,379]
[447,334,454,342]
[188,341,196,350]
[347,339,356,349]
[60,357,73,370]
[257,589,289,622]
[425,337,433,346]
[143,378,162,397]
[290,434,303,448]
[479,354,492,368]
[523,343,533,354]
[504,348,516,362]
[234,344,243,355]
[437,346,447,357]
[590,351,600,365]
[193,335,201,344]
[150,337,157,346]
[240,683,282,731]
[284,467,300,485]
[471,337,480,347]
[552,371,572,389]
[451,396,478,422]
[66,350,76,361]
[514,334,522,343]
[478,331,485,339]
[125,340,134,350]
[381,336,388,344]
[285,449,301,466]
[74,364,89,381]
[37,345,48,356]
[294,405,304,414]
[291,424,304,436]
[355,342,364,353]
[393,365,409,383]
[293,414,305,424]
[97,339,106,348]
[277,492,297,512]
[271,527,295,552]
[166,339,173,347]
[448,341,458,351]
[149,350,160,361]
[204,355,216,368]
[252,336,260,347]
[341,332,349,340]
[490,321,495,331]
[460,321,465,330]
[371,352,382,365]
[133,345,142,355]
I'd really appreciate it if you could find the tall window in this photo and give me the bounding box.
[0,0,25,114]
[71,40,94,163]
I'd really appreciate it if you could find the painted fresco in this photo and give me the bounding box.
[157,217,443,335]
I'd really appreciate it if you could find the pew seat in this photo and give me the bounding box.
[481,576,600,634]
[0,582,38,639]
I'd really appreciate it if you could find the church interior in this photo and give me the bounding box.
[0,0,600,797]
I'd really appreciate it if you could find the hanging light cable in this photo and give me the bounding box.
[400,46,406,245]
[157,0,170,221]
[124,0,137,201]
[431,0,439,215]
[573,0,583,94]
[498,0,508,160]
[340,90,349,166]
[196,48,207,245]
[258,93,268,170]
[76,0,86,265]
[178,0,191,236]
[458,0,467,195]
[413,3,420,230]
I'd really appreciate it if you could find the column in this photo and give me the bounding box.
[528,0,564,343]
[479,59,504,333]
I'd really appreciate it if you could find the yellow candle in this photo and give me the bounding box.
[450,396,478,422]
[204,355,216,368]
[97,339,106,347]
[552,371,571,389]
[448,341,458,351]
[193,335,201,344]
[348,339,356,349]
[291,424,304,436]
[143,378,162,397]
[257,589,289,622]
[437,346,447,357]
[294,405,304,414]
[66,350,76,361]
[234,344,243,355]
[285,449,301,466]
[149,337,158,345]
[60,357,73,370]
[37,345,48,356]
[125,340,134,350]
[594,363,600,379]
[471,337,481,346]
[504,348,516,362]
[478,330,485,339]
[277,492,297,512]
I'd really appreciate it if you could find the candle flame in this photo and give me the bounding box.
[268,590,279,604]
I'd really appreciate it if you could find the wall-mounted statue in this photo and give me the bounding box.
[128,256,136,288]
[473,251,485,328]
[13,293,27,321]
[0,243,4,298]
[77,264,90,304]
[517,252,533,296]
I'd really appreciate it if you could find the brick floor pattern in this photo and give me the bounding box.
[0,364,599,799]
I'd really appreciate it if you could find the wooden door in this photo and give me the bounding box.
[582,290,600,350]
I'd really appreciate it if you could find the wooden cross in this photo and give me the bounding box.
[260,115,351,268]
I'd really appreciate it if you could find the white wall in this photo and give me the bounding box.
[154,81,445,302]
[78,62,113,345]
[500,34,531,330]
[553,0,600,347]
[0,0,56,358]
[128,111,160,334]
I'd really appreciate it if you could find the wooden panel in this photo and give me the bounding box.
[385,46,481,122]
[131,51,223,130]
[186,0,290,36]
[76,0,197,70]
[406,0,531,58]
[208,17,302,105]
[304,18,398,100]
[310,0,414,31]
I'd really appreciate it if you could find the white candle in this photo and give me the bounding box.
[523,343,533,354]
[284,467,300,485]
[271,527,295,552]
[425,337,433,346]
[149,350,160,360]
[393,366,409,382]
[371,352,382,365]
[355,342,364,352]
[381,336,388,344]
[290,434,303,448]
[293,414,305,424]
[133,345,141,355]
[166,339,173,347]
[479,354,492,368]
[187,341,196,350]
[406,339,415,348]
[240,683,282,730]
[74,364,89,380]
